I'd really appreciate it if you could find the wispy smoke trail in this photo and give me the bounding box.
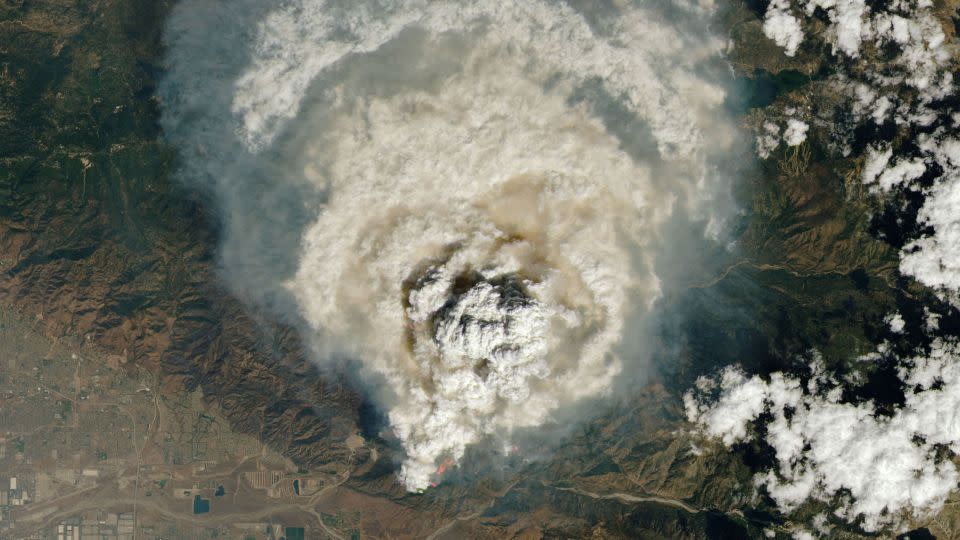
[159,0,737,490]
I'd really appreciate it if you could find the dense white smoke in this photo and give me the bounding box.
[159,0,735,490]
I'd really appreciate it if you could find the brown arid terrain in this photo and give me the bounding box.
[0,0,361,467]
[2,0,960,539]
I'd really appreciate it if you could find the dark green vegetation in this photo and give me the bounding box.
[0,0,947,538]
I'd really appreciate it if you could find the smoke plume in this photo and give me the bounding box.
[159,0,737,491]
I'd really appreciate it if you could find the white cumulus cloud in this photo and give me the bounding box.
[763,0,804,56]
[783,118,809,146]
[687,343,960,532]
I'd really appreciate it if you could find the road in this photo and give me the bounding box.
[543,482,701,514]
